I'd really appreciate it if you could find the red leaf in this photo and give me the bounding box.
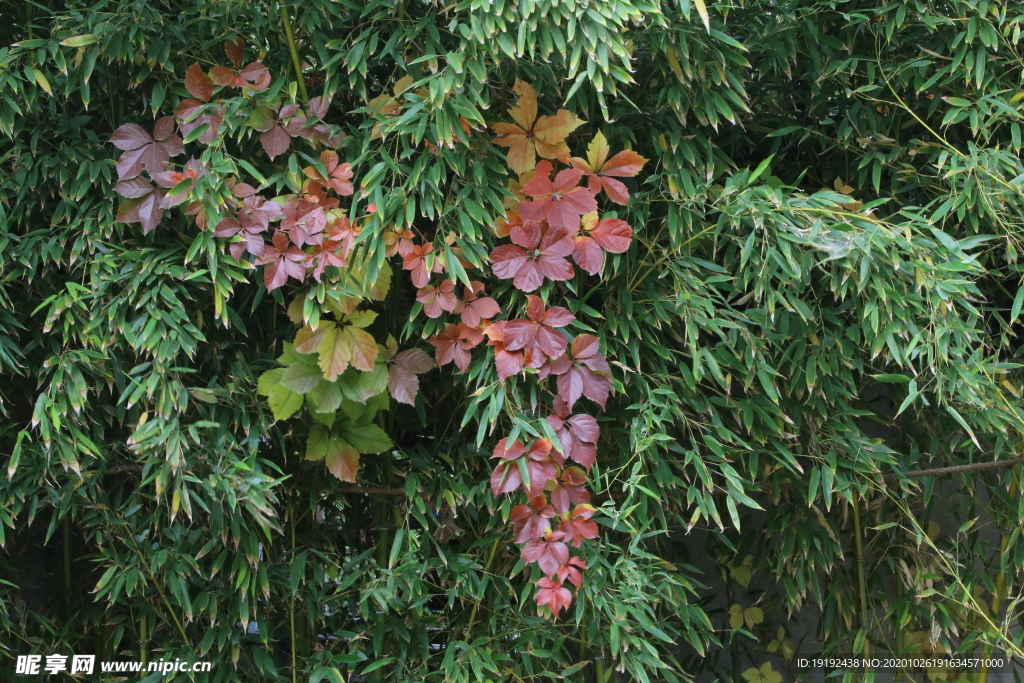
[484,322,527,380]
[214,65,250,89]
[110,119,183,179]
[428,323,483,372]
[281,199,327,247]
[416,280,458,318]
[522,533,570,577]
[556,556,587,589]
[110,124,152,151]
[571,235,605,275]
[590,218,633,253]
[490,461,522,495]
[525,456,559,497]
[547,412,598,469]
[304,151,355,196]
[557,336,612,410]
[185,63,213,102]
[570,335,609,371]
[261,125,291,160]
[535,577,573,617]
[491,224,575,293]
[490,244,529,280]
[174,99,222,145]
[257,232,308,291]
[591,176,630,204]
[510,217,542,249]
[492,437,527,460]
[454,281,501,328]
[567,414,599,443]
[550,466,590,513]
[520,165,598,230]
[239,62,271,91]
[559,504,599,547]
[403,243,443,289]
[113,176,155,198]
[557,369,585,408]
[225,37,244,69]
[511,495,557,543]
[387,346,435,405]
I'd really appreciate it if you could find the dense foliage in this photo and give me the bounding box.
[3,0,1024,681]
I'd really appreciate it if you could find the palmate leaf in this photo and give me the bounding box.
[492,80,585,173]
[569,131,649,204]
[305,425,360,482]
[316,325,351,381]
[257,368,304,421]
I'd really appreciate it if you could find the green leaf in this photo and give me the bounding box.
[945,405,980,448]
[874,374,912,383]
[61,34,98,47]
[767,126,802,137]
[309,666,346,683]
[356,362,389,401]
[756,369,779,403]
[360,659,397,675]
[305,425,331,461]
[340,422,393,454]
[1010,287,1024,324]
[307,380,343,413]
[281,360,322,394]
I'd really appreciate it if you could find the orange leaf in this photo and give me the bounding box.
[325,439,360,482]
[494,80,585,174]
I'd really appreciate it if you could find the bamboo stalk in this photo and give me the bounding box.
[278,3,309,102]
[852,491,871,668]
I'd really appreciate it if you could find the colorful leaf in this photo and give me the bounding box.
[492,80,585,173]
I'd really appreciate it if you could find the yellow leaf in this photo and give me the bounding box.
[666,46,684,79]
[393,75,414,95]
[294,324,330,354]
[317,325,351,381]
[741,663,782,683]
[344,326,379,372]
[345,310,378,329]
[693,0,711,32]
[731,564,752,588]
[493,80,584,173]
[729,603,763,629]
[287,296,305,325]
[586,130,610,170]
[32,68,52,95]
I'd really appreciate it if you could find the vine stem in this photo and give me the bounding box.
[289,500,297,683]
[852,490,871,670]
[978,465,1019,683]
[279,2,310,102]
[465,539,500,642]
